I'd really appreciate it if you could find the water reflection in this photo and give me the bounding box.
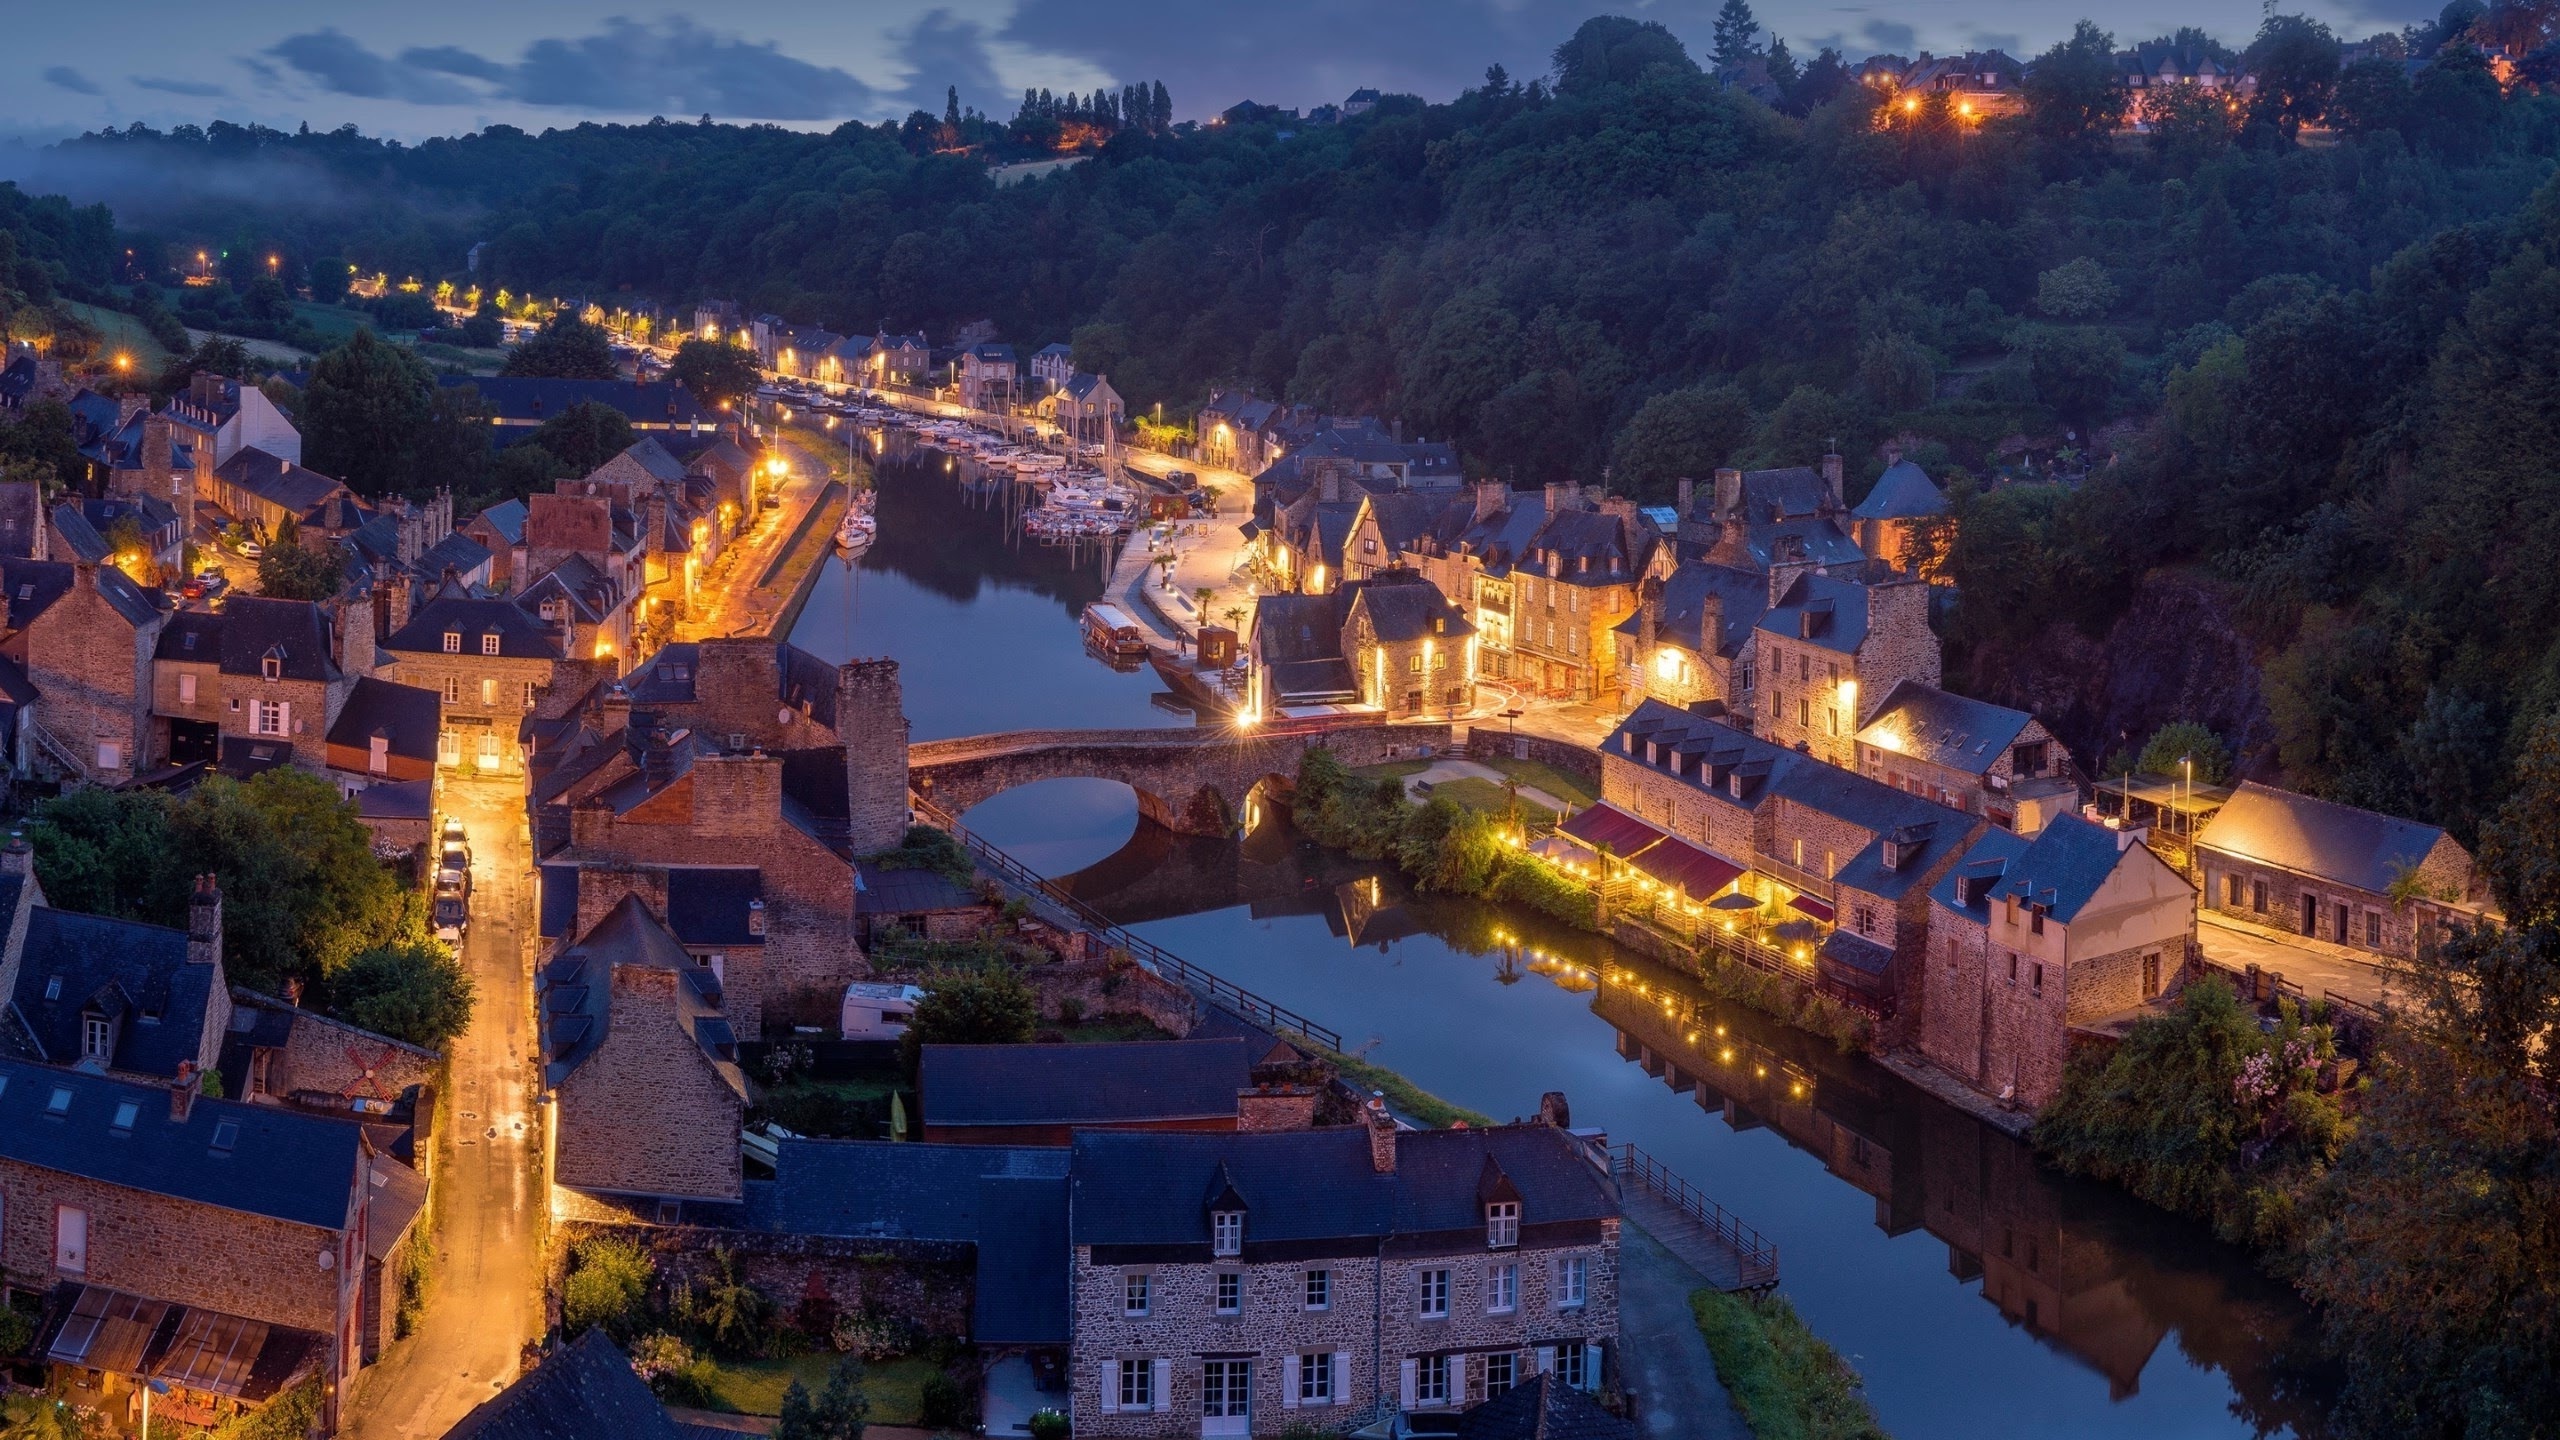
[1028,808,2339,1440]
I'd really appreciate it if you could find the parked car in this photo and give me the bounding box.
[197,571,227,596]
[432,892,469,945]
[440,815,468,853]
[237,540,264,560]
[179,580,205,600]
[436,845,471,895]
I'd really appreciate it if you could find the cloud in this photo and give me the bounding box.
[1002,0,1717,118]
[401,45,510,84]
[132,76,230,98]
[265,28,475,103]
[43,66,103,97]
[508,18,873,120]
[896,9,1003,116]
[1861,19,1919,53]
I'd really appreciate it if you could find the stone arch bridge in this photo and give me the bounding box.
[910,722,1455,836]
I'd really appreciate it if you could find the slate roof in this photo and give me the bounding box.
[386,590,565,660]
[975,1174,1071,1344]
[0,653,38,708]
[624,643,700,703]
[0,480,44,559]
[444,1330,690,1440]
[1851,459,1947,521]
[325,677,441,764]
[1069,1124,1616,1246]
[1249,592,1345,666]
[922,1038,1251,1129]
[518,553,621,624]
[1457,1372,1637,1439]
[1756,571,1871,656]
[49,503,110,563]
[216,448,349,517]
[356,777,434,821]
[2195,781,2458,897]
[447,376,715,429]
[10,908,217,1079]
[1929,814,2147,925]
[0,559,80,626]
[539,895,746,1099]
[1347,579,1471,644]
[419,531,494,578]
[1856,679,2035,777]
[1692,466,1829,523]
[474,499,529,546]
[759,1140,1068,1240]
[0,1054,363,1229]
[215,596,339,681]
[1614,563,1765,659]
[855,861,983,916]
[665,868,765,946]
[1526,508,1642,587]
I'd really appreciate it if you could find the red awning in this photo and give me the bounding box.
[1788,894,1836,923]
[1632,835,1744,899]
[1558,803,1665,858]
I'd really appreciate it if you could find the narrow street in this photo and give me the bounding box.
[673,441,835,641]
[339,779,542,1440]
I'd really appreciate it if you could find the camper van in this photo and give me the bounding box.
[842,981,926,1040]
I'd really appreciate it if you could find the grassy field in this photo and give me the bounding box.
[1424,776,1559,828]
[696,1352,940,1422]
[58,301,176,375]
[292,302,373,346]
[1689,1289,1888,1440]
[1324,1048,1495,1129]
[1479,755,1599,808]
[1060,1015,1175,1043]
[1353,759,1433,781]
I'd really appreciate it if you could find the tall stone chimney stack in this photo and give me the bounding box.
[839,658,911,853]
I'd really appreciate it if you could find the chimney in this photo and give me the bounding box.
[1317,462,1345,505]
[1636,576,1661,660]
[0,833,29,877]
[1542,481,1571,517]
[1473,479,1507,523]
[116,393,147,428]
[1676,477,1694,516]
[1714,467,1743,521]
[600,681,633,734]
[142,415,173,498]
[1821,450,1845,510]
[187,873,223,967]
[1365,1092,1398,1173]
[170,1061,198,1123]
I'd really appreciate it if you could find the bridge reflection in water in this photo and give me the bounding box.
[1022,802,2342,1440]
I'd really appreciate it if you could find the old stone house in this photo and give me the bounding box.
[459,499,527,590]
[1505,493,1652,704]
[1066,1107,1619,1436]
[1673,459,1866,574]
[1847,459,1948,577]
[0,856,232,1084]
[1,557,166,783]
[0,1055,381,1432]
[1920,814,2196,1109]
[537,862,766,1026]
[957,343,1020,411]
[1855,679,2076,834]
[872,331,933,386]
[1245,574,1474,720]
[1615,562,1767,712]
[519,488,644,661]
[1031,342,1076,394]
[541,893,750,1220]
[151,598,352,775]
[1752,566,1937,769]
[919,1038,1317,1145]
[2192,781,2490,959]
[209,448,360,541]
[377,583,567,776]
[1050,373,1125,448]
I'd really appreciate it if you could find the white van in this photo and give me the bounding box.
[841,982,926,1040]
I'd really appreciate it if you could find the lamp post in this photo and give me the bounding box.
[141,1376,172,1437]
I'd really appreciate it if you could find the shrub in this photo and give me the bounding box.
[898,966,1039,1076]
[0,1303,33,1359]
[1028,1409,1071,1440]
[562,1236,654,1339]
[920,1372,970,1428]
[830,1307,921,1359]
[1690,1289,1886,1440]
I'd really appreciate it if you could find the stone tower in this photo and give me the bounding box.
[838,658,910,853]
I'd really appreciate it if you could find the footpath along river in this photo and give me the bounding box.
[790,440,2341,1440]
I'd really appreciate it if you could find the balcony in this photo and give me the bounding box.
[1751,852,1835,904]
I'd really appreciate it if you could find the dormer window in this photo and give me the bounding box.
[82,1017,112,1061]
[1487,1200,1520,1249]
[1881,839,1902,870]
[1213,1209,1244,1256]
[442,632,461,654]
[261,652,282,681]
[481,634,501,656]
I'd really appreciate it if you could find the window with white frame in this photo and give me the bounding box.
[1486,1262,1518,1314]
[1214,1272,1241,1316]
[523,680,539,710]
[481,678,497,706]
[442,632,460,654]
[481,633,500,656]
[1416,1353,1451,1406]
[252,700,289,736]
[1556,1341,1590,1389]
[1122,1271,1150,1317]
[1305,1269,1331,1311]
[1297,1351,1335,1405]
[443,676,460,704]
[1118,1359,1153,1411]
[1419,1267,1450,1318]
[1556,1256,1588,1308]
[177,673,196,705]
[54,1205,87,1273]
[81,1016,111,1060]
[1485,1351,1518,1395]
[1486,1200,1520,1248]
[1212,1209,1244,1256]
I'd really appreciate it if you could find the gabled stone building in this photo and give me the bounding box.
[1751,566,1937,768]
[2193,781,2491,959]
[0,556,166,783]
[1855,679,2076,834]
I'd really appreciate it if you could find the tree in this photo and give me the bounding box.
[256,525,347,601]
[307,256,350,306]
[1611,384,1753,500]
[2144,82,2245,166]
[27,786,181,923]
[301,329,435,495]
[1856,333,1936,411]
[1552,16,1699,94]
[2036,258,2120,320]
[2412,45,2503,161]
[500,312,618,379]
[2018,325,2124,430]
[2133,721,2234,785]
[2245,14,2342,141]
[562,1235,654,1339]
[775,1355,869,1440]
[1711,0,1764,69]
[1786,47,1853,113]
[898,967,1038,1075]
[159,333,252,397]
[671,337,761,410]
[330,942,476,1049]
[524,401,636,476]
[2478,710,2560,922]
[2023,21,2127,144]
[2329,57,2415,136]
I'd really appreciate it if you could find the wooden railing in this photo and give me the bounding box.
[1613,1144,1780,1290]
[912,795,1344,1052]
[1750,852,1835,904]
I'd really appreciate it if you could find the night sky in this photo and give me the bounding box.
[4,0,2439,144]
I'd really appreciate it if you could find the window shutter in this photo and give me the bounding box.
[1536,1345,1556,1374]
[1282,1355,1300,1409]
[1399,1359,1417,1410]
[1100,1361,1119,1415]
[1586,1342,1604,1391]
[1330,1351,1349,1406]
[1151,1359,1170,1414]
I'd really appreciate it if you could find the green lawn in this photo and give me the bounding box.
[697,1353,940,1421]
[1061,1015,1174,1042]
[292,302,374,346]
[1690,1289,1887,1440]
[58,301,176,375]
[1422,776,1560,828]
[1353,759,1433,781]
[1479,756,1599,808]
[1323,1048,1495,1129]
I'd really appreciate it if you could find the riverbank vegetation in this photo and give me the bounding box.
[2038,714,2560,1433]
[1690,1289,1887,1440]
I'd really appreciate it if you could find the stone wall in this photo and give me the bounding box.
[1464,730,1603,791]
[29,563,162,781]
[250,994,442,1103]
[557,1223,976,1340]
[555,966,745,1202]
[378,650,553,773]
[839,660,910,854]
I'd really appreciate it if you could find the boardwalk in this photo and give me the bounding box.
[1613,1145,1780,1292]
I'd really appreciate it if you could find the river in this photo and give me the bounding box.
[790,442,2339,1440]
